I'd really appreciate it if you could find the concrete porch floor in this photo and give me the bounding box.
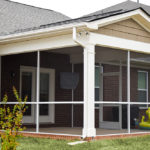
[25,127,150,136]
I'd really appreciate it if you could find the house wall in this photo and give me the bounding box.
[95,19,150,43]
[1,52,83,127]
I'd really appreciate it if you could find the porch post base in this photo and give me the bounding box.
[82,128,96,138]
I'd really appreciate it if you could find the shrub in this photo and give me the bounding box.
[0,86,27,150]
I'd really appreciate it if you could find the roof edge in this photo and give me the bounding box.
[0,8,150,44]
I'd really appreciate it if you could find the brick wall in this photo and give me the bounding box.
[1,52,75,127]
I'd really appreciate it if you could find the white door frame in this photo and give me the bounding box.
[39,68,55,123]
[99,64,122,129]
[20,66,55,124]
[20,66,36,124]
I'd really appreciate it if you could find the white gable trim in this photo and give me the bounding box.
[86,9,150,29]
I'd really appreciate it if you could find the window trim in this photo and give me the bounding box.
[95,65,102,109]
[137,70,148,109]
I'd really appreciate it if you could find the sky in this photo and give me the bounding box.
[11,0,150,18]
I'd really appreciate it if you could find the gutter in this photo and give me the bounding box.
[0,22,87,43]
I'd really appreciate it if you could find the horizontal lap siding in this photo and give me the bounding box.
[96,19,150,43]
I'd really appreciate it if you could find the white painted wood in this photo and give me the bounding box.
[0,34,77,56]
[99,67,122,129]
[90,32,150,54]
[88,9,150,32]
[39,68,55,123]
[20,66,36,124]
[127,51,131,134]
[36,51,40,133]
[0,101,84,104]
[3,101,150,105]
[82,44,96,138]
[20,65,55,124]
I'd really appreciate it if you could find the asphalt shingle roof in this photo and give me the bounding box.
[0,0,70,36]
[40,1,150,30]
[1,0,150,36]
[84,0,150,16]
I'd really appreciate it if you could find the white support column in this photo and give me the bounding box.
[127,51,131,133]
[36,51,40,133]
[82,44,96,138]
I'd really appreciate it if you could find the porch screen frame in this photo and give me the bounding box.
[20,65,55,124]
[20,66,36,124]
[99,68,122,130]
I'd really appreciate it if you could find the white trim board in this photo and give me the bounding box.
[0,34,77,56]
[90,32,150,54]
[87,9,150,32]
[20,66,55,124]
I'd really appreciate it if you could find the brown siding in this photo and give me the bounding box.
[95,19,150,43]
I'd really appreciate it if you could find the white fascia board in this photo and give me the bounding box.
[0,34,77,56]
[90,32,150,54]
[86,9,150,30]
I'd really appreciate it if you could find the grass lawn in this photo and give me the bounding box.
[1,135,150,150]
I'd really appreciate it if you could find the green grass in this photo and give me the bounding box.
[1,135,150,150]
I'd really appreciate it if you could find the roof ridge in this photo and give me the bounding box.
[4,0,71,19]
[82,0,146,17]
[101,0,136,13]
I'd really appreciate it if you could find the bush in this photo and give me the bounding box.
[0,87,27,150]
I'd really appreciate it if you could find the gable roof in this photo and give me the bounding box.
[39,1,150,30]
[84,0,150,17]
[1,0,150,37]
[0,0,70,36]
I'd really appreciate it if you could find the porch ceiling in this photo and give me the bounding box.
[50,46,83,55]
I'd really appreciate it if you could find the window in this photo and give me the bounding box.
[138,71,148,105]
[95,66,102,108]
